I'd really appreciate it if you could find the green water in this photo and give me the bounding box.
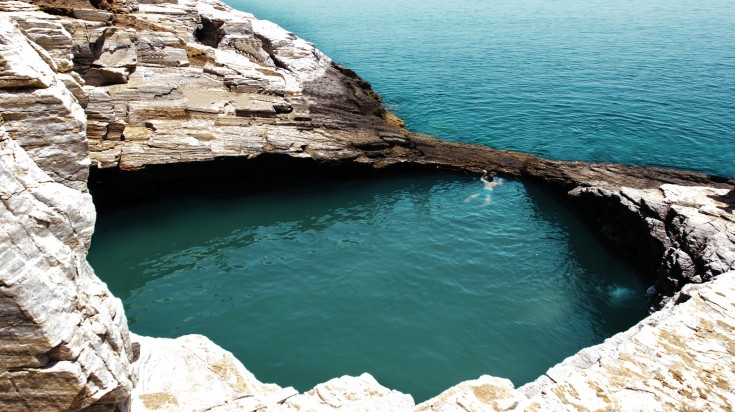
[235,0,735,177]
[89,175,647,400]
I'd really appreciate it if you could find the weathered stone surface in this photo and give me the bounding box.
[30,0,138,15]
[514,271,735,411]
[12,15,75,72]
[72,8,113,23]
[130,334,284,412]
[105,0,139,14]
[564,181,735,308]
[0,122,134,411]
[92,28,137,69]
[415,376,524,412]
[1,0,733,411]
[0,16,55,88]
[134,30,188,67]
[285,373,414,411]
[0,1,39,13]
[130,334,413,412]
[0,17,89,192]
[16,0,384,173]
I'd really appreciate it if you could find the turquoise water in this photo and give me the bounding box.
[234,0,735,177]
[89,175,647,400]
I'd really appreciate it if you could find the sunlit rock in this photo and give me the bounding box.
[0,0,733,410]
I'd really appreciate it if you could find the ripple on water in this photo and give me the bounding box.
[233,0,735,177]
[89,174,648,401]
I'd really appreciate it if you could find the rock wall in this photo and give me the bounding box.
[0,123,133,410]
[0,14,89,192]
[0,9,134,411]
[0,0,733,411]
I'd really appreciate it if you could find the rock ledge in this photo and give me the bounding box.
[0,0,733,411]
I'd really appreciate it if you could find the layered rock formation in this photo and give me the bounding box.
[0,0,733,410]
[0,119,133,409]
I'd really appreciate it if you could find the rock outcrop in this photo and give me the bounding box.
[0,123,134,410]
[0,14,89,192]
[417,271,735,411]
[0,0,733,410]
[130,334,413,412]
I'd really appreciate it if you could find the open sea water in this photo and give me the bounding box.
[90,0,734,401]
[235,0,735,177]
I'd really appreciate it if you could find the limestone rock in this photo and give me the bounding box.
[77,27,138,86]
[0,18,89,192]
[92,28,137,69]
[566,182,735,305]
[0,123,134,411]
[108,0,140,14]
[415,376,524,412]
[72,9,114,23]
[135,30,189,67]
[12,15,75,72]
[285,373,414,411]
[130,334,413,412]
[0,1,39,13]
[130,334,285,412]
[28,0,389,171]
[0,16,55,88]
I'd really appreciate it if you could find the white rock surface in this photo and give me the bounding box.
[0,1,733,412]
[0,16,55,88]
[0,122,134,411]
[415,376,524,412]
[130,334,284,412]
[0,16,90,192]
[130,334,413,412]
[284,373,414,411]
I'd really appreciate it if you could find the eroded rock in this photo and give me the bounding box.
[1,0,733,411]
[0,17,89,192]
[0,123,134,411]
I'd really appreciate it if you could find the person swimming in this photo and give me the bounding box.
[464,169,501,205]
[480,169,498,191]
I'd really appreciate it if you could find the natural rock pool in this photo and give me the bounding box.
[85,0,732,403]
[89,173,647,401]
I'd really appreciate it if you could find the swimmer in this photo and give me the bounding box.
[464,169,500,205]
[480,169,497,191]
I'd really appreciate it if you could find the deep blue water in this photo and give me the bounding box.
[234,0,735,177]
[89,176,647,400]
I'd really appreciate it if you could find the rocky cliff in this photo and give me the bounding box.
[0,80,133,411]
[0,0,733,410]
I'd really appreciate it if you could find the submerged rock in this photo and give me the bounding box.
[0,0,733,410]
